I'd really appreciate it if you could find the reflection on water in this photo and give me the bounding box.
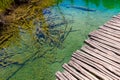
[0,0,120,80]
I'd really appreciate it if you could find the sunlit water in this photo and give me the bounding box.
[1,0,120,80]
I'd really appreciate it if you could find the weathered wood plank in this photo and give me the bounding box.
[81,46,120,70]
[68,58,99,80]
[72,52,120,79]
[70,57,111,80]
[85,39,120,56]
[89,33,120,49]
[85,44,120,68]
[107,21,120,28]
[109,19,120,24]
[111,17,120,23]
[90,30,120,45]
[104,23,120,31]
[85,40,120,62]
[82,48,120,76]
[75,50,120,77]
[112,15,120,20]
[90,30,120,47]
[56,71,68,80]
[63,71,77,80]
[90,36,120,50]
[100,26,120,35]
[98,29,120,39]
[63,63,88,80]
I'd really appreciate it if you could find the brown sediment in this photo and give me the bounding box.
[0,0,56,48]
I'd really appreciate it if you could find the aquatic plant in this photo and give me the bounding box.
[0,0,56,48]
[0,0,72,80]
[0,0,55,65]
[0,0,72,68]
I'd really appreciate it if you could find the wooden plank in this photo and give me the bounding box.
[109,18,120,24]
[85,39,120,62]
[98,29,120,39]
[72,53,120,79]
[113,15,120,19]
[89,33,120,48]
[104,23,120,31]
[107,21,120,28]
[63,63,89,80]
[70,57,111,80]
[90,30,120,43]
[81,46,120,70]
[89,32,120,49]
[100,26,120,35]
[111,15,120,22]
[75,50,107,66]
[85,39,120,56]
[85,44,120,67]
[75,50,120,77]
[68,58,99,80]
[63,71,77,80]
[111,17,120,22]
[109,19,120,24]
[81,46,120,77]
[90,36,120,50]
[56,71,68,80]
[112,15,120,20]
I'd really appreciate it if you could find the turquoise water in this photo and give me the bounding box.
[1,0,120,80]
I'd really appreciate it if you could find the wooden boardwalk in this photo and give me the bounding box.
[55,14,120,80]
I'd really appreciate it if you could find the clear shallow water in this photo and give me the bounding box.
[1,0,120,80]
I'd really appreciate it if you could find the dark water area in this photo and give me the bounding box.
[0,0,120,80]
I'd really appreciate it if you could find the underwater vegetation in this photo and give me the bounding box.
[0,0,73,79]
[35,8,72,49]
[0,0,72,49]
[0,0,56,48]
[0,1,72,80]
